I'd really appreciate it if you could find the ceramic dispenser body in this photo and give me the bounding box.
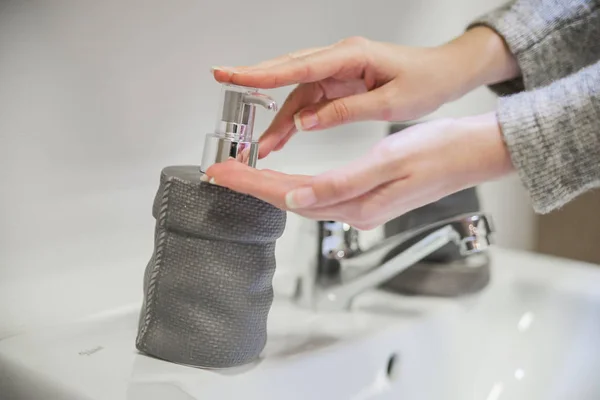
[200,84,277,173]
[136,84,286,369]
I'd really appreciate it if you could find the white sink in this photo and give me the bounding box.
[2,248,600,399]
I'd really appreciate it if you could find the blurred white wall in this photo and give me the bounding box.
[0,0,536,284]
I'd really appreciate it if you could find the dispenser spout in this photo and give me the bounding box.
[200,84,278,173]
[243,92,278,111]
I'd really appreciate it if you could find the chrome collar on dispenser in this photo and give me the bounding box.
[200,84,278,173]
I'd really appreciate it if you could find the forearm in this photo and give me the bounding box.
[469,0,600,94]
[498,60,600,213]
[438,26,521,101]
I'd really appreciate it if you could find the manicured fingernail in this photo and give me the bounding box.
[285,187,317,209]
[200,174,210,182]
[294,110,318,131]
[209,177,217,185]
[210,66,235,75]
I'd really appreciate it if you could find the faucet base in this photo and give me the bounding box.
[380,253,491,297]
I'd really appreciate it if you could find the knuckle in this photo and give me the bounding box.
[344,203,378,231]
[369,141,401,173]
[350,221,367,230]
[331,100,352,124]
[363,221,378,230]
[378,88,396,120]
[302,62,315,82]
[342,36,370,48]
[355,203,375,226]
[270,74,283,88]
[352,220,377,231]
[314,175,350,202]
[371,139,396,161]
[434,117,457,130]
[287,56,313,83]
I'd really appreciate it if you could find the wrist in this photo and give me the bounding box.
[452,112,515,186]
[438,26,520,100]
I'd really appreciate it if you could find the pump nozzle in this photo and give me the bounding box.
[200,84,278,173]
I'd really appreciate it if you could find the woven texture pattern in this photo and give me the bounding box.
[136,166,286,368]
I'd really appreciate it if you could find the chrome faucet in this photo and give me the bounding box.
[293,213,494,311]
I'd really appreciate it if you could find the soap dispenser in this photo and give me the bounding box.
[135,83,287,369]
[201,84,278,172]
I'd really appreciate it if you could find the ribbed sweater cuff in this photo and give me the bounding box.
[497,62,600,213]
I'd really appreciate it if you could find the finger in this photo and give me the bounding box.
[272,133,293,152]
[292,179,425,230]
[298,176,458,229]
[260,78,371,157]
[258,82,324,158]
[352,195,443,229]
[215,41,367,89]
[284,149,405,210]
[211,47,328,83]
[290,178,405,223]
[205,160,312,209]
[257,168,313,183]
[294,85,394,131]
[250,47,328,70]
[258,125,294,158]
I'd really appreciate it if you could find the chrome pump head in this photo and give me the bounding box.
[200,84,278,173]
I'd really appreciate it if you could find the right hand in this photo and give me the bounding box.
[206,113,514,228]
[211,27,519,158]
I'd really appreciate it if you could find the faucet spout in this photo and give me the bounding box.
[294,213,494,311]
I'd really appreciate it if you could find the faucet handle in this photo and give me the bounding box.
[318,221,361,261]
[316,221,360,282]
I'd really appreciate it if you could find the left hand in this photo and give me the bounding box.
[205,113,514,229]
[211,28,519,160]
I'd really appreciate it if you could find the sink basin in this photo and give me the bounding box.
[0,292,459,399]
[2,248,600,399]
[446,252,600,399]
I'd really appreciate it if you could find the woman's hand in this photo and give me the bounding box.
[205,113,514,229]
[212,27,519,159]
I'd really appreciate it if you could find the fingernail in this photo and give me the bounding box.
[200,174,210,182]
[285,187,317,209]
[209,177,217,185]
[210,66,235,75]
[294,110,318,131]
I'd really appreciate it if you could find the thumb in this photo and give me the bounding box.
[293,86,394,131]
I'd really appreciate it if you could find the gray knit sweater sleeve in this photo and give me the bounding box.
[470,0,600,213]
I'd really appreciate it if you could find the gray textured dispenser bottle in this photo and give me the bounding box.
[136,84,287,368]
